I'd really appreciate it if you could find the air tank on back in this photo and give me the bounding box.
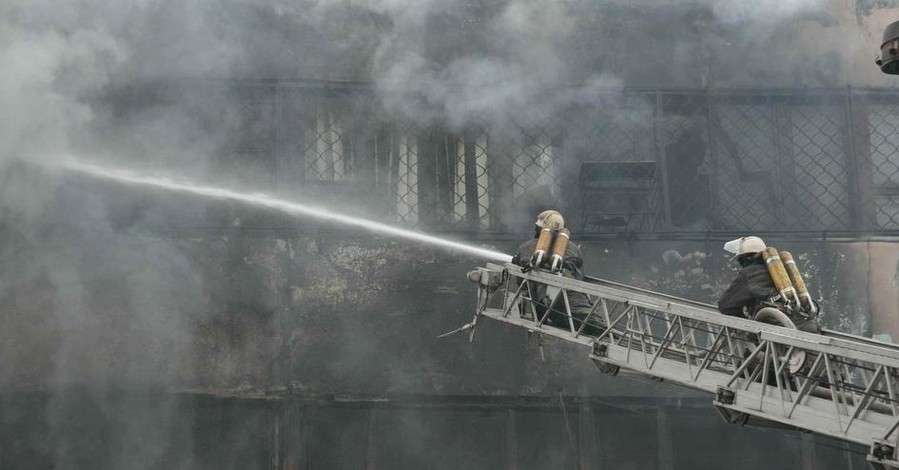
[761,247,799,309]
[549,228,570,273]
[529,226,555,269]
[779,251,817,315]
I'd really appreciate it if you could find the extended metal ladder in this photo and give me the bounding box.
[466,262,899,469]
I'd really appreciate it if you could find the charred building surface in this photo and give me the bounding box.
[0,199,881,394]
[3,0,899,468]
[0,392,868,469]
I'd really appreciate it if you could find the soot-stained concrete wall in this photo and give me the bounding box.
[157,235,881,395]
[0,177,884,398]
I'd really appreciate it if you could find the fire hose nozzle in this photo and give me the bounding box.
[467,268,504,291]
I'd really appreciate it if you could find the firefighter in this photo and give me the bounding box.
[717,236,777,318]
[511,210,599,334]
[511,210,579,273]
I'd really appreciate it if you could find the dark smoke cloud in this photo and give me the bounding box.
[1,0,892,171]
[1,0,895,395]
[0,0,894,397]
[358,0,623,128]
[0,0,897,467]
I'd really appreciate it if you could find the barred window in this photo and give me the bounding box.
[394,132,419,225]
[451,131,491,229]
[222,83,899,236]
[304,110,352,182]
[869,106,899,189]
[511,133,559,203]
[868,105,899,229]
[711,102,780,230]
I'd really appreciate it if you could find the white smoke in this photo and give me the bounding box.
[0,21,124,163]
[0,0,896,467]
[298,0,892,126]
[367,0,623,127]
[0,0,893,393]
[709,0,827,24]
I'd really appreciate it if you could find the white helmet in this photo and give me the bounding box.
[535,210,565,230]
[723,236,767,260]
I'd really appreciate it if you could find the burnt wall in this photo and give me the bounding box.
[0,173,880,396]
[0,392,867,470]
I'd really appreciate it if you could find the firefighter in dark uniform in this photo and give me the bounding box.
[509,210,617,374]
[511,210,599,334]
[717,236,777,318]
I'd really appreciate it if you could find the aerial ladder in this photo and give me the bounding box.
[464,261,899,469]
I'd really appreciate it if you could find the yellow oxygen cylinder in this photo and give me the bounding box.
[761,247,798,306]
[780,251,817,315]
[530,227,555,269]
[549,228,571,273]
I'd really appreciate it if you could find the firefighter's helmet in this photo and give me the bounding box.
[723,236,767,260]
[535,210,565,230]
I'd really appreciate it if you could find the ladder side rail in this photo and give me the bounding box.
[490,263,899,364]
[490,262,899,357]
[472,264,899,455]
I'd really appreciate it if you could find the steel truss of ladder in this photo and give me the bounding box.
[467,262,899,469]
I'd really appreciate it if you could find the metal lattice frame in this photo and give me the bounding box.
[207,84,899,236]
[469,262,899,468]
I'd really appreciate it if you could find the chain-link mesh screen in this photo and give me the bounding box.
[857,92,899,230]
[213,83,899,236]
[711,96,783,231]
[563,93,658,233]
[658,92,710,231]
[789,99,853,230]
[447,129,491,230]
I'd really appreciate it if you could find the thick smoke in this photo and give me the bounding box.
[0,2,256,468]
[354,0,623,128]
[0,0,889,395]
[709,0,826,23]
[306,0,895,128]
[1,0,239,389]
[0,0,888,395]
[0,0,896,467]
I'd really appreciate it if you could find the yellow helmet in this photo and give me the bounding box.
[535,210,565,230]
[723,236,767,260]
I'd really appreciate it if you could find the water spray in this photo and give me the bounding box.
[53,158,513,263]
